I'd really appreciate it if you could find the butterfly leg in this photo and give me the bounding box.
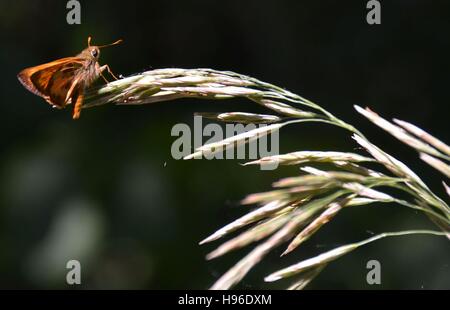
[99,64,120,81]
[99,72,110,84]
[72,92,84,119]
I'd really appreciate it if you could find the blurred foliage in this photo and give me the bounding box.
[0,0,449,289]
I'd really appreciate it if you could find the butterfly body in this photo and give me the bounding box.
[18,37,122,119]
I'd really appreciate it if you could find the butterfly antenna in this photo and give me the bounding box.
[98,39,123,49]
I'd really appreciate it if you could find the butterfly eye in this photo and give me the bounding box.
[91,48,99,58]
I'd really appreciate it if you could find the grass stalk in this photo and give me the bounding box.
[84,68,450,289]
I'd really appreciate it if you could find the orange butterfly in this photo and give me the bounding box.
[18,37,122,119]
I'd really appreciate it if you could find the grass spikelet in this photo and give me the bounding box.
[394,119,450,157]
[287,265,327,290]
[244,151,375,167]
[444,182,450,198]
[206,213,291,260]
[341,183,395,202]
[199,200,290,245]
[210,192,345,290]
[183,122,284,160]
[196,112,283,124]
[282,201,344,256]
[355,106,449,160]
[265,230,447,283]
[419,153,450,178]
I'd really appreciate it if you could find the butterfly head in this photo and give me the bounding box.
[81,37,123,60]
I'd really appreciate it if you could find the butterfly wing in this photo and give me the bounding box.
[18,57,85,108]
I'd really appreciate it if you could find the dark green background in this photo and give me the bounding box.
[0,0,449,289]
